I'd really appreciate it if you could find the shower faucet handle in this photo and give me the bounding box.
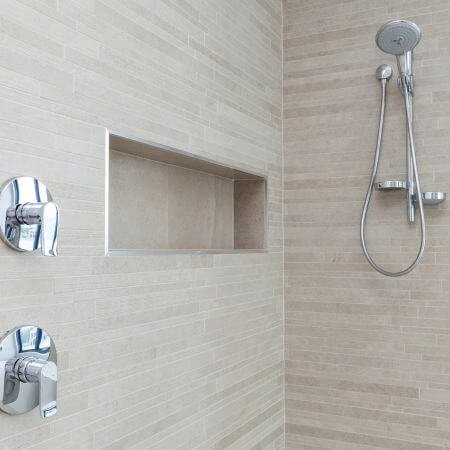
[41,202,59,257]
[0,326,57,419]
[5,357,57,419]
[0,177,60,256]
[15,202,59,256]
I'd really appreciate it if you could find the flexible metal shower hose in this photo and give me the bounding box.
[360,77,425,277]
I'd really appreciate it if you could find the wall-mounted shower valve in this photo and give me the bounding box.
[0,325,57,419]
[5,357,57,418]
[0,177,59,256]
[7,202,59,256]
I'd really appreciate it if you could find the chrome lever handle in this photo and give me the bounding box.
[40,202,58,257]
[0,325,57,419]
[15,202,59,256]
[38,360,57,418]
[0,177,59,256]
[5,357,57,419]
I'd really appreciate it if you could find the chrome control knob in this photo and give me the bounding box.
[0,177,59,256]
[5,357,57,418]
[0,325,57,419]
[10,202,59,256]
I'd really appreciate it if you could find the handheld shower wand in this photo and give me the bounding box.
[360,20,425,276]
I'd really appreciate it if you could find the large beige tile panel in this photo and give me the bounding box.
[284,0,450,448]
[0,0,283,448]
[167,164,234,250]
[234,180,267,250]
[109,149,235,251]
[109,150,169,250]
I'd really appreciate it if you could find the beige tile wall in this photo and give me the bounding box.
[284,0,450,449]
[0,1,283,448]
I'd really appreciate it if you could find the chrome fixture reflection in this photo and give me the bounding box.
[0,177,59,256]
[361,20,445,277]
[375,63,393,80]
[0,325,57,418]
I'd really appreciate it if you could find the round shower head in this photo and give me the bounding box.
[376,20,421,55]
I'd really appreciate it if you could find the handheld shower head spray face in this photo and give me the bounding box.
[376,64,393,80]
[376,20,421,55]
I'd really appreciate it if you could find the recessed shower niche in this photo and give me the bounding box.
[106,133,267,254]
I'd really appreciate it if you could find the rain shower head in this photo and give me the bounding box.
[375,20,421,55]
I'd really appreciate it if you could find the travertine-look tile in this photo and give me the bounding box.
[168,165,234,249]
[284,0,450,448]
[0,0,283,448]
[234,180,267,249]
[109,150,169,249]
